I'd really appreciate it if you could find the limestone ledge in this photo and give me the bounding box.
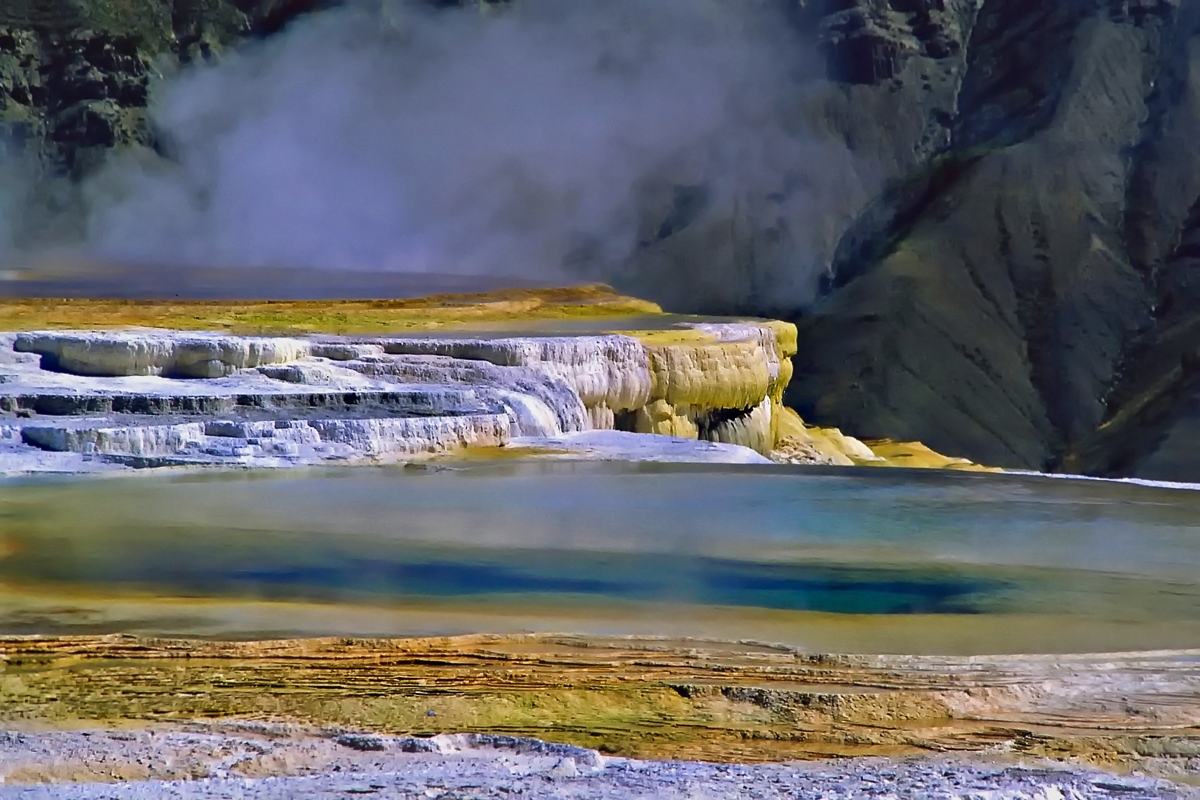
[0,323,805,471]
[0,321,981,473]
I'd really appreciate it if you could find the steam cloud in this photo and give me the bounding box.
[9,0,875,312]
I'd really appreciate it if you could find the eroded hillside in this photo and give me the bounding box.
[788,0,1200,477]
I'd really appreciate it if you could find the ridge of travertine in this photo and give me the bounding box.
[0,321,822,472]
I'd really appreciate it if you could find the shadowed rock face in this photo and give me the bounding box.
[789,0,1200,476]
[9,0,1200,476]
[660,0,1200,476]
[619,0,1200,476]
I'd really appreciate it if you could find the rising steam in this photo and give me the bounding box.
[7,0,874,312]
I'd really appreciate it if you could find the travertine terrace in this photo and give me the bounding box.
[0,321,795,470]
[0,288,937,472]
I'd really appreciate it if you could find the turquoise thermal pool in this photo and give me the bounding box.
[3,462,1200,654]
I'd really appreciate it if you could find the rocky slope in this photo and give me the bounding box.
[670,0,1200,480]
[784,0,1199,477]
[8,0,1200,477]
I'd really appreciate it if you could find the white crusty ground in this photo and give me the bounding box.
[0,727,1192,800]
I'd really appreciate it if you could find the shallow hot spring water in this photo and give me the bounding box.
[3,462,1200,655]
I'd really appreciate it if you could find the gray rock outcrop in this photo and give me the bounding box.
[765,0,1200,482]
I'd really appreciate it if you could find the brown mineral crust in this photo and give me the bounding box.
[0,285,664,335]
[2,634,1198,770]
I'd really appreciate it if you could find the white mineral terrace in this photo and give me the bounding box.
[0,322,803,472]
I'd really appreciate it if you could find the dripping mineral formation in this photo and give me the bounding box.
[0,325,773,470]
[0,289,971,472]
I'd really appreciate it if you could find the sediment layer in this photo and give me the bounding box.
[2,634,1198,779]
[0,287,664,334]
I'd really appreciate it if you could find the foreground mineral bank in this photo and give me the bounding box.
[1,636,1198,798]
[0,288,975,473]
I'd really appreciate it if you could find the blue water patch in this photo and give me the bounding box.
[7,546,1005,615]
[692,562,996,614]
[230,560,638,599]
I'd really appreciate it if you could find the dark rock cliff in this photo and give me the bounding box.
[788,0,1200,478]
[6,0,1200,477]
